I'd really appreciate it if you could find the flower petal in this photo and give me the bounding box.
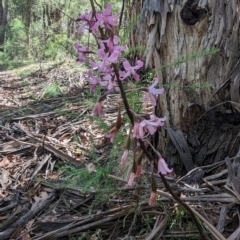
[148,191,157,205]
[127,173,135,187]
[120,150,129,165]
[158,157,172,175]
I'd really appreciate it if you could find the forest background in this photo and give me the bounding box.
[0,0,123,69]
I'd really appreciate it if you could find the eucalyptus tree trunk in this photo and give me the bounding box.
[24,0,33,46]
[132,0,240,173]
[0,0,8,48]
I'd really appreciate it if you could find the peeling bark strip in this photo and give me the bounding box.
[166,128,194,172]
[180,0,207,25]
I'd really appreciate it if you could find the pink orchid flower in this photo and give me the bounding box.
[102,36,126,54]
[120,60,144,81]
[158,157,172,175]
[90,59,112,74]
[77,10,93,22]
[92,3,120,31]
[97,40,125,64]
[93,101,105,117]
[140,115,166,135]
[100,73,119,91]
[74,43,90,62]
[102,35,120,52]
[132,122,144,139]
[105,126,118,143]
[133,115,166,139]
[120,150,129,165]
[97,43,115,63]
[86,70,101,93]
[135,165,145,178]
[148,191,157,205]
[142,78,164,106]
[76,11,96,35]
[127,172,135,187]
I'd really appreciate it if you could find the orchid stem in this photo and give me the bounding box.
[112,63,134,125]
[87,1,206,238]
[138,140,207,240]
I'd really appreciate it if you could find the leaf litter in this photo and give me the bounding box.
[0,62,239,239]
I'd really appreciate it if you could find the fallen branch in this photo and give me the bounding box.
[0,190,57,240]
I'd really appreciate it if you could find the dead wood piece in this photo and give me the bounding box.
[182,193,237,203]
[166,128,194,172]
[0,140,34,154]
[30,153,51,180]
[226,157,240,195]
[0,216,18,231]
[157,189,226,240]
[163,231,201,238]
[11,111,56,121]
[16,145,43,181]
[230,72,240,104]
[177,160,229,183]
[13,123,85,168]
[0,190,57,240]
[35,220,75,232]
[204,169,228,181]
[227,226,240,240]
[217,205,228,233]
[34,208,132,240]
[0,202,17,214]
[190,207,227,240]
[145,215,167,240]
[201,179,227,187]
[224,185,240,203]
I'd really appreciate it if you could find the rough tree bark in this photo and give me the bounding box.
[0,0,8,48]
[24,0,33,46]
[132,0,240,174]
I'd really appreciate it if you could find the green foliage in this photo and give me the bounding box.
[120,14,141,45]
[0,18,28,67]
[160,47,220,70]
[43,83,62,98]
[124,81,142,111]
[0,0,94,69]
[140,47,219,87]
[84,85,103,109]
[70,237,83,240]
[166,205,209,239]
[58,157,118,212]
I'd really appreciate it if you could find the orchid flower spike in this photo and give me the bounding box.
[120,60,144,81]
[93,101,105,117]
[142,77,164,106]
